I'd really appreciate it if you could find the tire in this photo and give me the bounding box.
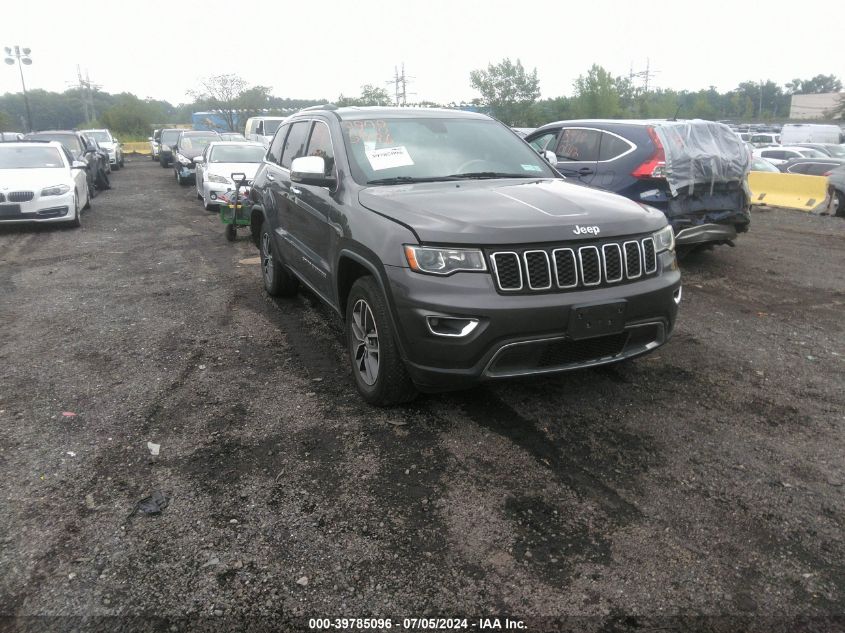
[88,181,97,200]
[68,194,81,228]
[834,190,845,218]
[82,186,91,210]
[119,156,124,168]
[225,223,237,242]
[259,223,298,297]
[160,157,168,168]
[345,276,417,406]
[151,152,157,162]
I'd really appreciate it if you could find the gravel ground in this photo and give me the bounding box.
[0,159,843,633]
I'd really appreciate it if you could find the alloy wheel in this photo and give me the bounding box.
[261,232,274,285]
[351,299,380,386]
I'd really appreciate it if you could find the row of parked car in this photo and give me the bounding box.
[0,128,127,227]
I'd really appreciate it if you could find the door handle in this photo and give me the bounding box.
[291,187,302,196]
[267,173,275,181]
[578,167,594,175]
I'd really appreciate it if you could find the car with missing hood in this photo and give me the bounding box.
[194,141,266,210]
[79,128,124,169]
[171,130,220,185]
[158,128,183,167]
[0,141,91,227]
[248,106,682,406]
[526,119,752,249]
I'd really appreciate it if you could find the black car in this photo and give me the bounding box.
[778,157,845,176]
[158,128,183,167]
[248,106,682,405]
[525,120,751,248]
[172,130,221,185]
[24,130,105,198]
[792,143,845,159]
[826,166,845,217]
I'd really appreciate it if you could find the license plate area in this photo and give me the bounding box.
[0,204,22,217]
[568,301,627,340]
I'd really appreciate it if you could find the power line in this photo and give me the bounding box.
[386,63,415,105]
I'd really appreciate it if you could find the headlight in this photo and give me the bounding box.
[207,173,230,184]
[404,245,487,275]
[177,154,191,165]
[653,225,675,253]
[41,184,71,196]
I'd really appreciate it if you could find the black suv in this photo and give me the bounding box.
[250,107,682,405]
[158,128,183,167]
[525,120,751,248]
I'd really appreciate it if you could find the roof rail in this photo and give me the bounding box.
[300,103,338,112]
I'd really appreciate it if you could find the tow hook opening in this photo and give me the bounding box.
[426,316,479,338]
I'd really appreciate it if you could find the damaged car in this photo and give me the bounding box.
[526,120,751,249]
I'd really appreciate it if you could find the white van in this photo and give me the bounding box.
[244,117,287,147]
[780,124,842,145]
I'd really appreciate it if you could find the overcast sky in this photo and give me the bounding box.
[2,0,844,106]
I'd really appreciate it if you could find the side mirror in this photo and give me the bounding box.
[290,156,335,187]
[194,155,204,163]
[543,150,558,164]
[71,160,87,170]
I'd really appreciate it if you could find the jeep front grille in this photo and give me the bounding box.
[489,237,658,294]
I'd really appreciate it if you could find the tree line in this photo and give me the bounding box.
[1,65,842,138]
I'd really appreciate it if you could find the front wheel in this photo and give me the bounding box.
[833,189,845,218]
[68,194,81,228]
[225,224,237,242]
[260,225,298,297]
[346,277,417,406]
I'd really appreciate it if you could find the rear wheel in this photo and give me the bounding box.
[225,223,237,242]
[260,224,298,297]
[346,277,417,406]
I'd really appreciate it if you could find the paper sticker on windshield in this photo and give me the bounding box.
[365,146,414,171]
[521,164,542,172]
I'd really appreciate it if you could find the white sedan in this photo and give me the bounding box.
[194,142,266,211]
[0,141,90,227]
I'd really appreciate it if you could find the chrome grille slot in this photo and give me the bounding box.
[642,237,657,274]
[602,243,623,283]
[9,191,34,203]
[552,248,578,288]
[491,252,522,291]
[0,193,5,203]
[523,250,552,290]
[623,241,642,279]
[578,246,601,286]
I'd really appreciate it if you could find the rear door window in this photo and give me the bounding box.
[555,128,602,162]
[280,121,310,170]
[598,133,633,161]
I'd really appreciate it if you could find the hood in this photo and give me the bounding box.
[358,178,667,244]
[0,168,73,192]
[207,162,260,181]
[177,145,209,160]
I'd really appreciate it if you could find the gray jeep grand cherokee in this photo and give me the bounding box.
[249,106,682,406]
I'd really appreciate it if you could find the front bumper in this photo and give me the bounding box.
[202,180,234,205]
[0,192,75,224]
[385,250,681,391]
[176,164,196,179]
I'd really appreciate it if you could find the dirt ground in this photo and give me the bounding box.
[0,158,843,633]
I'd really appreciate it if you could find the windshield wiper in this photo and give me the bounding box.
[446,171,539,179]
[366,176,459,185]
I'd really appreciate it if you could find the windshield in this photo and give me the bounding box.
[26,133,83,155]
[826,145,845,157]
[263,120,282,135]
[210,144,266,163]
[85,131,112,143]
[751,158,778,172]
[0,146,65,169]
[341,117,557,185]
[160,130,182,145]
[179,134,219,151]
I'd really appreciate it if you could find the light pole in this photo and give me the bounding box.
[4,46,33,133]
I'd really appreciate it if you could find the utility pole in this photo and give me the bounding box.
[75,66,100,123]
[759,80,764,119]
[386,63,415,106]
[629,58,658,94]
[4,46,33,132]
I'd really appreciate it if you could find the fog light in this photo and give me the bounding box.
[426,316,479,338]
[674,287,682,305]
[210,193,217,200]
